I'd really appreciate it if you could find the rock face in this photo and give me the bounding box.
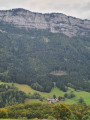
[0,8,90,37]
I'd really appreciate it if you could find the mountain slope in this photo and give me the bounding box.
[0,9,90,92]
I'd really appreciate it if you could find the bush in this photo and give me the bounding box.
[0,108,8,118]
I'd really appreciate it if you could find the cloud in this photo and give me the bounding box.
[80,2,90,11]
[23,0,90,19]
[0,0,90,19]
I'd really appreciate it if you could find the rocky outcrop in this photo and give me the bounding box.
[0,8,90,37]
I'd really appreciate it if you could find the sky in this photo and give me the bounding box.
[0,0,90,20]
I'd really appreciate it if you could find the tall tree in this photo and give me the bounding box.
[53,103,72,120]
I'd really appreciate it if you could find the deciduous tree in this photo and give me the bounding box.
[53,103,72,120]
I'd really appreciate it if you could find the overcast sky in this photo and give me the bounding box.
[0,0,90,20]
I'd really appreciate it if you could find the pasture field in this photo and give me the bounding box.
[0,81,90,105]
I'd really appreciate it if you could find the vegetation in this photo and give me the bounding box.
[0,103,90,120]
[69,104,90,120]
[0,21,90,93]
[0,84,28,107]
[13,83,90,105]
[64,91,76,99]
[0,82,90,106]
[0,14,90,120]
[53,103,72,120]
[0,108,8,118]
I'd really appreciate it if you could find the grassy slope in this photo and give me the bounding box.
[0,81,90,105]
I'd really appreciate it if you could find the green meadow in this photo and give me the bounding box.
[0,81,90,105]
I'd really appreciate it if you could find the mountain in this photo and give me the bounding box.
[0,8,90,37]
[0,8,90,92]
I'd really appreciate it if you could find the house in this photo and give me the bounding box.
[47,97,59,103]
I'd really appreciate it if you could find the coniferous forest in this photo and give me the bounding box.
[0,21,90,93]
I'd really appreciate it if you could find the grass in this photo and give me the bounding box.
[25,98,47,104]
[25,98,42,103]
[13,83,66,98]
[0,81,90,105]
[50,71,67,76]
[13,83,49,98]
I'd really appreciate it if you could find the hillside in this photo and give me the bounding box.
[0,9,90,93]
[0,81,90,105]
[12,83,90,105]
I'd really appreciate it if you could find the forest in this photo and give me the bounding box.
[0,21,90,92]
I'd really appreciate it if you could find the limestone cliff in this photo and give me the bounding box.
[0,8,90,37]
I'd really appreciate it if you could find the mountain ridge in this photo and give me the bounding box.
[0,8,90,37]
